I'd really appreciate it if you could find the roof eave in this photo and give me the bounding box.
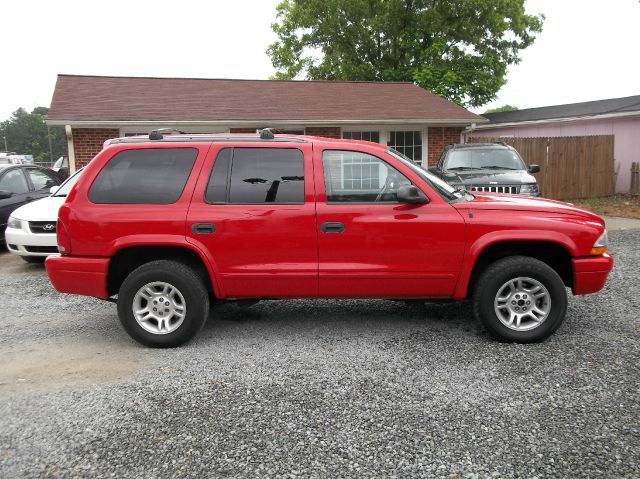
[47,118,485,127]
[477,110,640,129]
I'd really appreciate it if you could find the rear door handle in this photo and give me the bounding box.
[191,223,216,234]
[320,221,345,233]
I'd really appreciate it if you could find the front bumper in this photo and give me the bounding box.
[572,253,613,295]
[45,254,110,299]
[5,226,57,257]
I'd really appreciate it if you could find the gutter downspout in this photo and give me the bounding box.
[65,125,76,174]
[460,123,476,144]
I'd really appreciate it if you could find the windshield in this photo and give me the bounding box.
[445,149,525,170]
[387,148,463,201]
[53,167,84,197]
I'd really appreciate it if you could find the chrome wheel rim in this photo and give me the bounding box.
[132,281,186,335]
[494,277,551,331]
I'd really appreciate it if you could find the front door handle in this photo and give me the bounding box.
[320,221,345,233]
[192,223,216,234]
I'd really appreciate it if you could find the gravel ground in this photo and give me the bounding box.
[0,230,638,478]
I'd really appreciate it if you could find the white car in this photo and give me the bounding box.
[5,168,83,263]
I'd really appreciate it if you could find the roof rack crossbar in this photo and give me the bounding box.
[259,128,275,140]
[149,128,186,140]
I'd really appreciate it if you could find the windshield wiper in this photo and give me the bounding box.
[447,166,478,171]
[480,165,518,170]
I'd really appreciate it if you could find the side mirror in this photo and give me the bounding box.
[528,164,540,174]
[0,190,13,199]
[49,186,60,195]
[397,185,429,204]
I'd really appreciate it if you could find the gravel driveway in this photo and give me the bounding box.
[1,230,638,478]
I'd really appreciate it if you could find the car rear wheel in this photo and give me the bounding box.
[473,256,567,343]
[117,260,209,348]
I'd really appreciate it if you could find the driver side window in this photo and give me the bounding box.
[323,150,411,203]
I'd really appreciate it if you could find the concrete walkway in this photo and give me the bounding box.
[603,216,640,231]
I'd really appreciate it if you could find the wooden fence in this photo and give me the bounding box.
[468,136,614,199]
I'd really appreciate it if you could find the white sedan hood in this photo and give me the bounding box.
[10,196,67,222]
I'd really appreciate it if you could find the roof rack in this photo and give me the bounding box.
[149,128,186,140]
[108,135,308,145]
[259,128,275,140]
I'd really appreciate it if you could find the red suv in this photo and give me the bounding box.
[45,131,613,347]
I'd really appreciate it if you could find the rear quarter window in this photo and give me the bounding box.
[89,148,198,204]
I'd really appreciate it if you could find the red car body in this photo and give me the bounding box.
[46,135,612,305]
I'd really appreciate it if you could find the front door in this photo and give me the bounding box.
[314,148,465,298]
[187,143,318,298]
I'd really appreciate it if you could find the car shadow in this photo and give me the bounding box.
[202,298,478,335]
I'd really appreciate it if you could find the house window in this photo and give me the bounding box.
[343,131,380,143]
[388,131,422,164]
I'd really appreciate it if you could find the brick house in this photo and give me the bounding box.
[47,74,484,171]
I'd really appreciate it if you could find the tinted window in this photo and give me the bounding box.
[0,169,29,194]
[27,168,58,190]
[205,148,232,203]
[224,148,304,204]
[89,148,197,204]
[323,150,411,203]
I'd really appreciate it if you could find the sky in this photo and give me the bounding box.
[1,0,639,120]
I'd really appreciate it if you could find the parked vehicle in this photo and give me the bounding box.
[5,168,84,262]
[46,131,612,347]
[0,153,24,165]
[0,165,62,243]
[430,143,541,196]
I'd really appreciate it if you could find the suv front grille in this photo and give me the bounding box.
[29,221,57,234]
[468,185,520,194]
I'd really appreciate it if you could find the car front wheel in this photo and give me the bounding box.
[473,256,568,343]
[117,260,209,348]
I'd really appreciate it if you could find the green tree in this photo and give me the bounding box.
[0,107,67,163]
[267,0,543,108]
[484,104,519,113]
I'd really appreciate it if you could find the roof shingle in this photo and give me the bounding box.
[483,95,640,124]
[48,74,481,123]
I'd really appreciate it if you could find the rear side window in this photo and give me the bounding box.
[89,148,197,204]
[205,148,304,204]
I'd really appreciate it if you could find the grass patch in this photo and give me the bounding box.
[567,194,640,219]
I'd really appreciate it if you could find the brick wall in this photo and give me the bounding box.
[304,127,341,138]
[72,128,120,168]
[427,127,464,166]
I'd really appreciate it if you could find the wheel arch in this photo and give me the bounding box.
[106,241,222,298]
[455,236,575,299]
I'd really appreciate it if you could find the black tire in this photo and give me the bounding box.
[117,260,209,348]
[473,256,567,343]
[21,256,46,264]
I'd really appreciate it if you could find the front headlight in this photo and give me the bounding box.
[520,183,539,195]
[7,216,22,229]
[591,230,608,255]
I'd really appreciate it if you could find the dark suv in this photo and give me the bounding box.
[430,143,541,196]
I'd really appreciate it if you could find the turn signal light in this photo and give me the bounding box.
[590,230,608,256]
